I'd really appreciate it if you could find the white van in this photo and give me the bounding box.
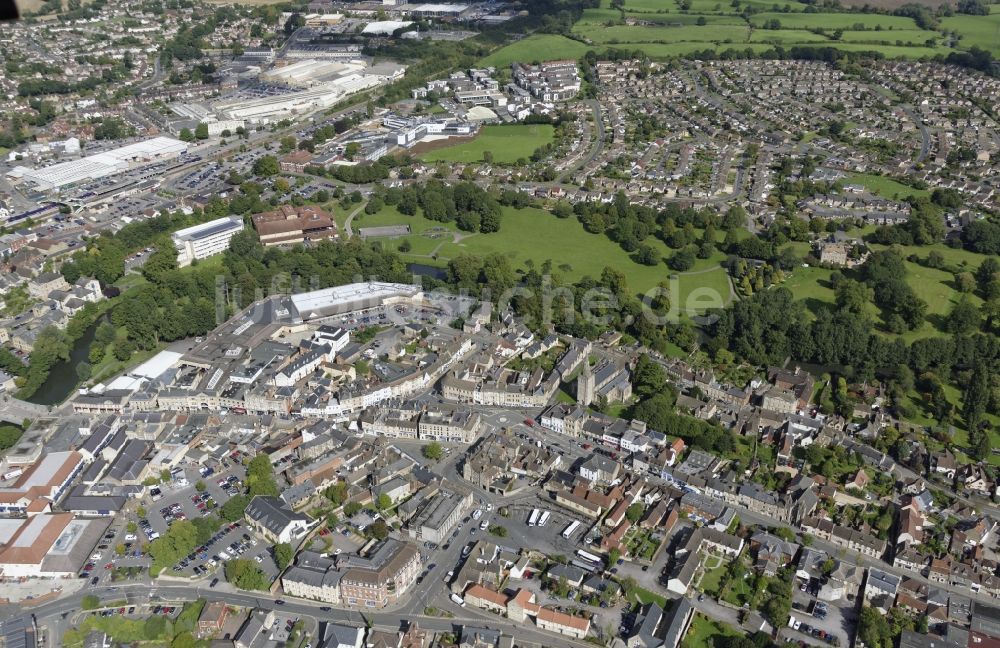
[450,593,466,607]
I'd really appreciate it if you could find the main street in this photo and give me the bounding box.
[15,578,595,648]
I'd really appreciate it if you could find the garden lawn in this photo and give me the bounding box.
[479,35,589,67]
[419,124,555,165]
[683,614,741,648]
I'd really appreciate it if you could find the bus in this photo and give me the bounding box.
[562,520,582,539]
[528,509,540,526]
[576,549,602,565]
[538,511,551,527]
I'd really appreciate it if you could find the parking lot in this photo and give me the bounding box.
[788,580,855,647]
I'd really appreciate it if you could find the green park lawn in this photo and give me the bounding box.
[843,173,930,200]
[361,205,732,310]
[479,34,589,67]
[419,124,555,165]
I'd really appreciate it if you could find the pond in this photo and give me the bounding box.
[407,262,448,281]
[26,315,106,406]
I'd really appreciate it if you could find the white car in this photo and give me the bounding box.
[124,534,136,541]
[479,521,488,530]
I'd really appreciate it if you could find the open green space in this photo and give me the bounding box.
[479,34,589,67]
[367,205,732,309]
[843,173,930,200]
[418,124,554,165]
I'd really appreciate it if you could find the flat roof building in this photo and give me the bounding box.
[6,137,187,192]
[172,215,245,267]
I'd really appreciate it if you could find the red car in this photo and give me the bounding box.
[523,419,534,427]
[104,562,114,570]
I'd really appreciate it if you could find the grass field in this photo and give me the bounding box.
[363,205,732,309]
[479,35,589,67]
[843,173,930,200]
[418,125,554,165]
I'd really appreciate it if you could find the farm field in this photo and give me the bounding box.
[551,0,980,59]
[418,124,555,165]
[941,12,1000,55]
[749,11,921,30]
[575,23,751,44]
[478,34,589,67]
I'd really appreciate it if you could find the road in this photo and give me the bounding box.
[14,579,594,648]
[558,100,605,184]
[343,202,368,239]
[0,396,49,424]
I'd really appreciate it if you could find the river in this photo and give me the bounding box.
[26,315,104,406]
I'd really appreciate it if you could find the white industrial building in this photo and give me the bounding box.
[362,20,414,34]
[172,215,245,267]
[260,59,364,88]
[5,137,188,192]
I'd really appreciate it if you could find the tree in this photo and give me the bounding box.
[625,502,644,523]
[144,615,167,640]
[633,354,668,399]
[82,594,100,610]
[489,524,508,538]
[252,155,280,177]
[964,363,992,432]
[195,123,209,140]
[422,442,444,461]
[0,425,23,450]
[225,558,269,590]
[668,247,696,271]
[195,480,206,492]
[274,543,293,570]
[178,127,194,142]
[172,632,197,648]
[325,482,348,507]
[219,494,251,522]
[606,547,621,569]
[376,493,392,510]
[859,606,893,648]
[763,594,791,628]
[369,519,389,540]
[947,297,981,334]
[246,454,279,497]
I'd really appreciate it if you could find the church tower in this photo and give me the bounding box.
[577,358,595,407]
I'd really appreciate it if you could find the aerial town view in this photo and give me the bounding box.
[0,0,997,646]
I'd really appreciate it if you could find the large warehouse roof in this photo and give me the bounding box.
[290,282,420,321]
[6,136,187,190]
